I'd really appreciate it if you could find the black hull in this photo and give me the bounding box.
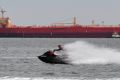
[0,32,114,38]
[37,55,68,64]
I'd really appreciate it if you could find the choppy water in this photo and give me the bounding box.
[0,38,120,80]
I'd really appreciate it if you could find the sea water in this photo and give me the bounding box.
[0,38,120,80]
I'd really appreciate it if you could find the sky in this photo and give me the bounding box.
[0,0,120,25]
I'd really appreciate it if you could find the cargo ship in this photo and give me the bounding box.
[0,9,120,38]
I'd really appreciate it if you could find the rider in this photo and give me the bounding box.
[53,45,63,52]
[46,45,63,57]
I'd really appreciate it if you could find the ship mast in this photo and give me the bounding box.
[73,17,77,26]
[0,8,6,18]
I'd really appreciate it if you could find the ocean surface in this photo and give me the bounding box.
[0,38,120,80]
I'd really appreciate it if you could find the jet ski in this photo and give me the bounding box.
[37,50,69,64]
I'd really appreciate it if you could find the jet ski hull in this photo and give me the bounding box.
[37,55,69,64]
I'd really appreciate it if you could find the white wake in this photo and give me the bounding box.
[64,41,120,64]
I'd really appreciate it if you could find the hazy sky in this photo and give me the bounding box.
[0,0,120,25]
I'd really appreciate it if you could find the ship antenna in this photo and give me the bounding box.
[0,8,6,18]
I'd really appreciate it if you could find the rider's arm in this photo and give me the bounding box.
[53,49,60,52]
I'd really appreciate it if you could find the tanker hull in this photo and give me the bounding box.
[0,26,118,38]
